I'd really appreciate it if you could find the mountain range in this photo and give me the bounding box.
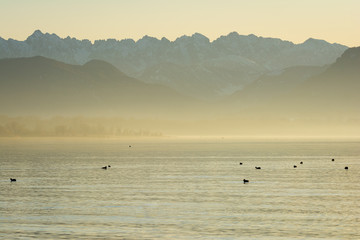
[0,30,347,100]
[1,31,359,136]
[1,46,359,118]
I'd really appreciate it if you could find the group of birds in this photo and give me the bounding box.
[9,165,113,182]
[241,158,349,184]
[8,157,351,183]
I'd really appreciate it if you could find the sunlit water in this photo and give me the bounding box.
[1,138,360,239]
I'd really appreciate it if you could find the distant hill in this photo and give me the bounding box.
[226,65,327,108]
[289,46,360,117]
[227,47,360,118]
[0,30,347,99]
[0,56,196,117]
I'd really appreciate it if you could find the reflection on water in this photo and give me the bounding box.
[1,138,360,239]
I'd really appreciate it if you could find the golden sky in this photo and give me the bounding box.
[1,0,359,46]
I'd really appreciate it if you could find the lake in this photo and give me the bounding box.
[1,138,360,239]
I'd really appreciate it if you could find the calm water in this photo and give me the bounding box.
[1,138,360,239]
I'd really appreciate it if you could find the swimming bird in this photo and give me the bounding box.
[300,161,303,164]
[294,165,297,168]
[108,165,111,167]
[243,179,249,183]
[239,162,243,165]
[10,178,16,182]
[255,167,261,170]
[102,166,107,170]
[345,166,349,170]
[332,159,335,162]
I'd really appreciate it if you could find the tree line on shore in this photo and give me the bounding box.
[0,116,162,137]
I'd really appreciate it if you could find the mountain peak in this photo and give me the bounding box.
[32,29,44,36]
[136,35,161,46]
[303,37,328,45]
[193,33,210,44]
[26,30,44,41]
[138,35,159,42]
[161,37,170,43]
[26,30,62,42]
[247,33,258,38]
[83,59,124,75]
[175,33,210,44]
[192,32,209,40]
[227,31,240,37]
[84,59,116,67]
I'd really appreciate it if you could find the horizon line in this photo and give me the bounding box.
[1,29,349,47]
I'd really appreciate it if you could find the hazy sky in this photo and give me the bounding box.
[1,0,359,46]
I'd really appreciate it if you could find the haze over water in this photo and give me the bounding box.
[1,138,360,239]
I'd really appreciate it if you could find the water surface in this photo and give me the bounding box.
[1,138,360,239]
